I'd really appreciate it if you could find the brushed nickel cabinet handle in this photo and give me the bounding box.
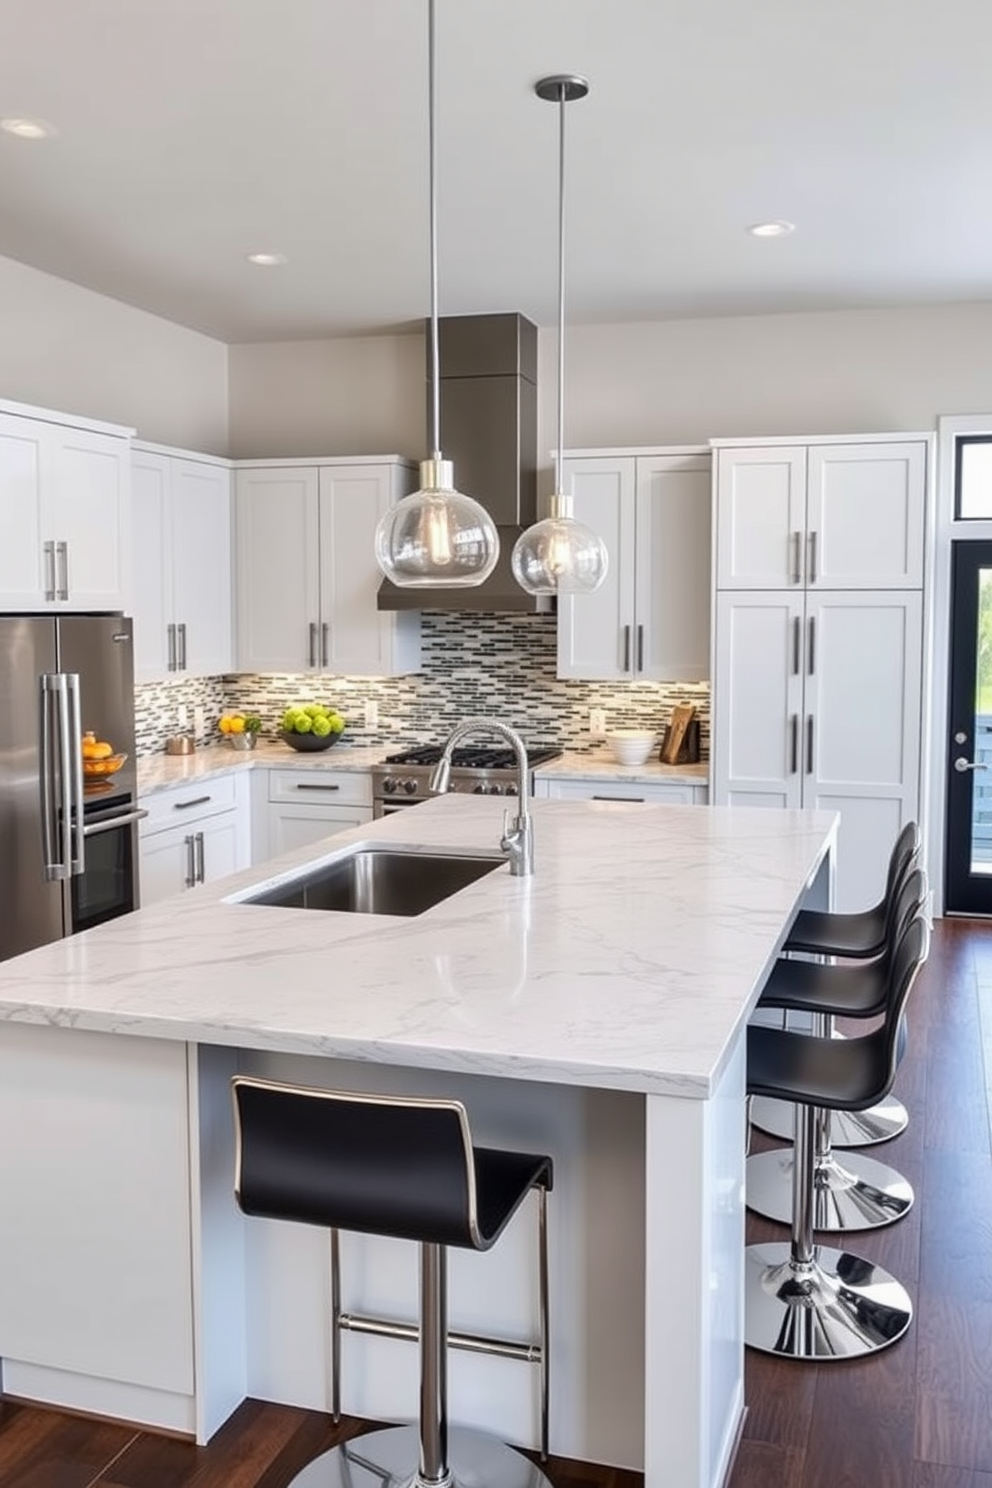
[167,623,177,672]
[43,541,56,602]
[184,834,196,889]
[592,795,645,803]
[807,616,815,675]
[807,530,818,585]
[173,794,212,811]
[790,714,798,775]
[178,622,188,671]
[195,831,205,885]
[792,616,800,675]
[636,624,644,673]
[309,622,317,668]
[622,625,631,672]
[322,622,330,669]
[56,540,69,601]
[791,531,802,585]
[806,715,814,775]
[295,782,341,792]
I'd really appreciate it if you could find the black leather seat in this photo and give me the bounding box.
[744,913,929,1360]
[752,820,922,1151]
[232,1078,553,1488]
[782,820,921,959]
[747,867,926,1233]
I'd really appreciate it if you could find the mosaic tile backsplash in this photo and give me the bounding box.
[134,613,710,759]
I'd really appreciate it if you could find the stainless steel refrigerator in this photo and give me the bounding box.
[0,613,142,962]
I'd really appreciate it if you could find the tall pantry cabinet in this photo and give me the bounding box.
[711,436,930,913]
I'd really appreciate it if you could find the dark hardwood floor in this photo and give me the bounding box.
[1,916,989,1488]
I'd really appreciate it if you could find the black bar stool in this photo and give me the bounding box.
[747,866,926,1232]
[750,820,921,1149]
[744,912,929,1359]
[232,1077,553,1488]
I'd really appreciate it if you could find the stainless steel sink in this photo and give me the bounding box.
[237,848,504,916]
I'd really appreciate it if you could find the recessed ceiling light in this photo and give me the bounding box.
[1,116,58,140]
[747,220,795,238]
[246,252,287,266]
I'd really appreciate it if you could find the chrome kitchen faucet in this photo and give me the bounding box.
[429,718,535,876]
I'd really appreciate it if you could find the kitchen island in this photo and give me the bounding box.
[0,795,835,1488]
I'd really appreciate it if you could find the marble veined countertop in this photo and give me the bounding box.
[0,795,833,1098]
[137,742,708,796]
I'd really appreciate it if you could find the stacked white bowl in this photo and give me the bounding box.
[606,730,657,766]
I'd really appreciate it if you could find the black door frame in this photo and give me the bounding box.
[945,539,992,914]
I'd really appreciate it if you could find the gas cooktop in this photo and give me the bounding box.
[383,744,562,770]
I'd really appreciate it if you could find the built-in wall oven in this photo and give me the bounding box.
[71,787,146,933]
[371,744,562,819]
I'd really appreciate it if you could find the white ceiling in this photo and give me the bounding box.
[1,0,990,344]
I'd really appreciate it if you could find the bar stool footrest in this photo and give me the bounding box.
[288,1424,551,1488]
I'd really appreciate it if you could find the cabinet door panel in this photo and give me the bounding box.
[269,802,371,856]
[712,592,803,808]
[131,452,172,681]
[558,458,635,680]
[139,827,195,905]
[318,466,419,676]
[803,591,922,912]
[807,442,926,589]
[0,415,46,607]
[715,447,807,589]
[50,430,130,609]
[172,460,233,676]
[236,468,320,672]
[199,813,241,884]
[635,455,711,680]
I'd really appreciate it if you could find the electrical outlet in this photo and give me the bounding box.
[193,705,205,738]
[177,703,188,730]
[589,708,607,738]
[365,700,379,730]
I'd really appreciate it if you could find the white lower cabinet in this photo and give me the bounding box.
[534,776,708,805]
[266,767,373,855]
[139,774,250,906]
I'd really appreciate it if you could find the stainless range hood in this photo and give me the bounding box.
[377,312,552,614]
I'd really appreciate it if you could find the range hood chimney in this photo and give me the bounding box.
[378,312,551,613]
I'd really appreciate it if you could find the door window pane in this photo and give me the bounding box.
[972,567,992,871]
[956,437,992,519]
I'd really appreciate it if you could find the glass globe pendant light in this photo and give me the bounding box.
[374,0,499,588]
[512,76,608,597]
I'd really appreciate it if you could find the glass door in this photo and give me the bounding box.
[945,541,992,913]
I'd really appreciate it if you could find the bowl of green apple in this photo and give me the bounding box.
[279,703,346,752]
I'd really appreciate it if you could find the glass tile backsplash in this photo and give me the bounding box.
[134,612,710,759]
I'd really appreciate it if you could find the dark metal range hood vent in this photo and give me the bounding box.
[377,312,551,614]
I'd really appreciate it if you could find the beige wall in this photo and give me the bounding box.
[226,302,992,473]
[228,334,426,459]
[0,255,228,453]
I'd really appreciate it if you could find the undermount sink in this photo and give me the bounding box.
[234,847,504,917]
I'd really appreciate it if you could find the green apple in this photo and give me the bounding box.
[293,713,313,734]
[312,715,331,737]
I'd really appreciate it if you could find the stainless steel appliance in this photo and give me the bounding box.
[371,743,561,818]
[0,614,142,962]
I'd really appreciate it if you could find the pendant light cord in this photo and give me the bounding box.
[555,82,566,497]
[428,0,441,462]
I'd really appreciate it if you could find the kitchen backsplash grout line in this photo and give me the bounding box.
[134,613,710,759]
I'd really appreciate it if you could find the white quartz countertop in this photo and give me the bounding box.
[0,796,834,1098]
[137,741,387,794]
[138,743,709,796]
[533,751,708,785]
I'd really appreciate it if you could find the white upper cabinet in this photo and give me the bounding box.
[131,445,233,682]
[715,439,927,591]
[0,402,132,612]
[235,458,420,677]
[557,448,711,681]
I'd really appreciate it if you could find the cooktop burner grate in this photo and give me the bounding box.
[383,744,562,770]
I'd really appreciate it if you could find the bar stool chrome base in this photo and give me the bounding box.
[747,1145,914,1231]
[745,1242,913,1358]
[749,1092,909,1147]
[291,1425,550,1488]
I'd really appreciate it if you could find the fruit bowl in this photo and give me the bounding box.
[279,731,340,753]
[83,751,128,778]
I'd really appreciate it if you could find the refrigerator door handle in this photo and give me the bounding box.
[65,672,85,875]
[38,676,61,879]
[40,673,73,880]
